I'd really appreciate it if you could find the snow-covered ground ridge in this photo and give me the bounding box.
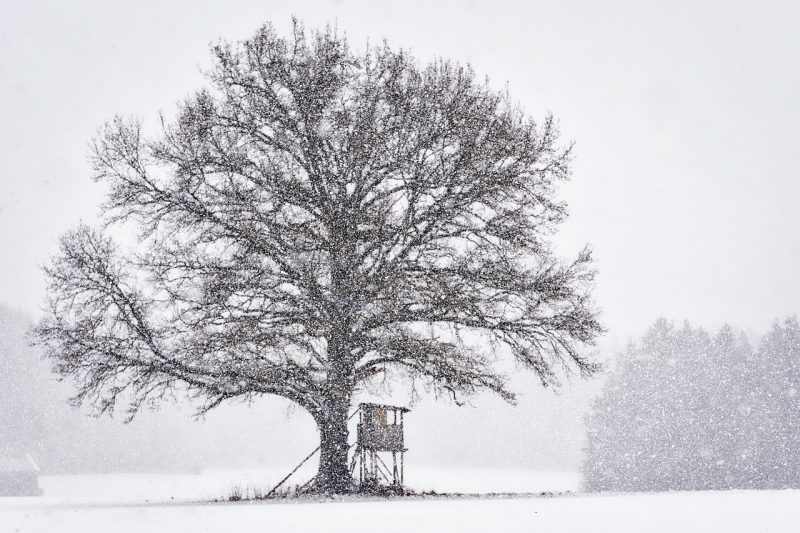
[2,469,799,533]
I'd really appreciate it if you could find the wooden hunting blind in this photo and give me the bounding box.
[353,403,408,489]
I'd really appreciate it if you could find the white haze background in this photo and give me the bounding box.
[2,0,800,477]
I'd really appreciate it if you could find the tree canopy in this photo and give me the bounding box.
[34,20,602,492]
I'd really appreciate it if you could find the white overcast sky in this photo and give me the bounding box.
[4,0,800,472]
[2,0,800,341]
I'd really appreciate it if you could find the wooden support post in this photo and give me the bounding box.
[392,451,398,486]
[401,450,404,487]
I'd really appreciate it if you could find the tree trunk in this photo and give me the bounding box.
[315,397,352,493]
[320,227,356,494]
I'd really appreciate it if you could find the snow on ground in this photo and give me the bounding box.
[1,470,799,532]
[31,466,578,503]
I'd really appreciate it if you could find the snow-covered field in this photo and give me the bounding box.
[2,470,799,532]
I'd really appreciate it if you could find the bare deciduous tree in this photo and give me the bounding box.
[34,21,603,493]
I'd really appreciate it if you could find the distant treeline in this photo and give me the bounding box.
[0,305,205,473]
[583,318,800,491]
[0,305,314,474]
